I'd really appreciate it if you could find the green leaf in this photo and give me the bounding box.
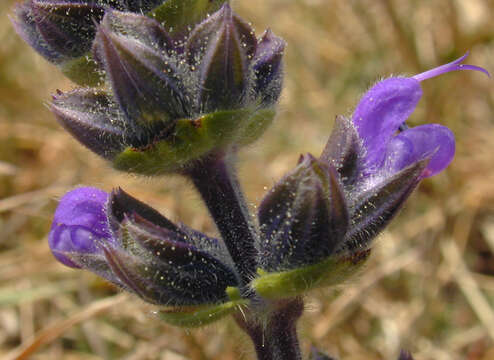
[149,0,226,35]
[251,250,370,300]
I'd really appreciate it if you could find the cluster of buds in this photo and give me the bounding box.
[12,0,489,358]
[14,0,285,174]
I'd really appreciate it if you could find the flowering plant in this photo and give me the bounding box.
[11,0,488,358]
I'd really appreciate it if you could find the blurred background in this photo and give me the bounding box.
[0,0,493,359]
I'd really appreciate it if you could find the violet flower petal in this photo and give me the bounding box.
[49,187,112,268]
[352,77,422,170]
[384,124,455,177]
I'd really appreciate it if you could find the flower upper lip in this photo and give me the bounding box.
[352,52,489,179]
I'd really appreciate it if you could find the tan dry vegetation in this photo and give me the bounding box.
[0,0,493,359]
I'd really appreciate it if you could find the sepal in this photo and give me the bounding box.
[50,89,127,159]
[320,115,365,187]
[343,158,429,253]
[252,29,286,106]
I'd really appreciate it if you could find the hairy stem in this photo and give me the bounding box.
[235,298,304,360]
[184,152,257,287]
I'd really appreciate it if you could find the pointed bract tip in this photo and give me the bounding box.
[412,52,490,82]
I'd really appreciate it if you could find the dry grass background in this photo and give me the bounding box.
[0,0,493,359]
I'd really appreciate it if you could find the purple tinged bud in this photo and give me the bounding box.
[258,154,349,271]
[186,3,257,112]
[93,12,188,137]
[51,88,127,159]
[12,0,106,63]
[11,0,167,65]
[252,29,286,106]
[101,10,174,57]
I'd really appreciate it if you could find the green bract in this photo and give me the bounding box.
[159,286,247,327]
[252,251,370,300]
[113,108,276,175]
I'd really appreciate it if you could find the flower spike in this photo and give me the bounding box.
[413,52,490,82]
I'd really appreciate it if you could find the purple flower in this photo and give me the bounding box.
[352,52,489,179]
[49,187,239,306]
[258,54,489,272]
[49,187,112,268]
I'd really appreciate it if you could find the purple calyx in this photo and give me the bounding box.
[352,52,489,178]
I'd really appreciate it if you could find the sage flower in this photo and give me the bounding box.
[253,54,488,299]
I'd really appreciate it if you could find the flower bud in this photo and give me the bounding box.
[49,187,240,307]
[186,3,257,112]
[12,0,105,64]
[258,154,348,272]
[11,0,167,85]
[93,11,187,134]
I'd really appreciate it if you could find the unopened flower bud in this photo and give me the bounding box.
[258,154,348,272]
[186,3,257,112]
[11,0,167,85]
[49,187,240,307]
